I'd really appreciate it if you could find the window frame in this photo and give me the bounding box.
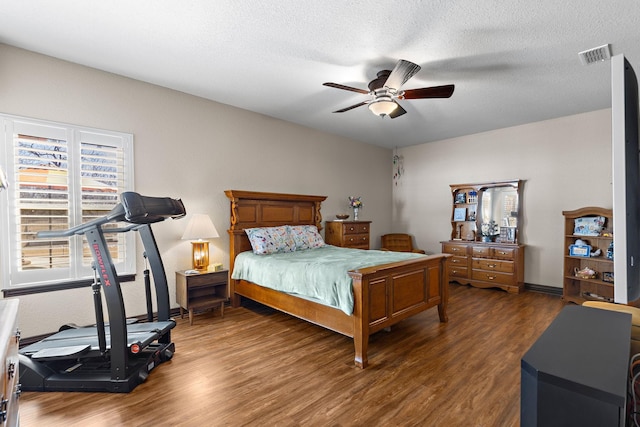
[0,114,135,293]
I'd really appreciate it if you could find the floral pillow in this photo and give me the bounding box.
[245,226,296,255]
[289,225,325,250]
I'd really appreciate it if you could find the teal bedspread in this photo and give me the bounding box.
[231,245,425,315]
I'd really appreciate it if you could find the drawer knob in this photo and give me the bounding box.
[488,264,497,268]
[487,275,496,280]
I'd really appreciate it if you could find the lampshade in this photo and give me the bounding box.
[181,214,219,240]
[182,214,219,271]
[368,98,398,117]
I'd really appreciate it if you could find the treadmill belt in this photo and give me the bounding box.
[20,320,175,358]
[31,344,91,361]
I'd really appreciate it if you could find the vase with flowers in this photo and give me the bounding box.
[480,220,499,242]
[348,196,363,220]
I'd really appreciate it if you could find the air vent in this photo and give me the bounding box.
[578,44,612,65]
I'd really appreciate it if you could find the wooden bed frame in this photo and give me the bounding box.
[225,190,451,368]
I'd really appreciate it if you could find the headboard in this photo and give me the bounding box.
[224,190,327,273]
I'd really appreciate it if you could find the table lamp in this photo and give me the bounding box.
[181,214,219,271]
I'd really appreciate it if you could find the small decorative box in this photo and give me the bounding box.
[569,244,591,257]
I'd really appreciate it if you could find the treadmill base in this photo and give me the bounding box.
[19,341,174,393]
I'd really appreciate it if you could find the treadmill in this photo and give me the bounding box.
[19,192,186,393]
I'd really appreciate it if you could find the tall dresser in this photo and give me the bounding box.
[325,220,371,249]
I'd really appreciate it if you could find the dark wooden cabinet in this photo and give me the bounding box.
[325,220,371,249]
[176,270,228,325]
[521,306,629,426]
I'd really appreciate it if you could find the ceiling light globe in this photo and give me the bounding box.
[368,99,397,117]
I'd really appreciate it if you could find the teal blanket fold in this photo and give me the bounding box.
[231,245,425,315]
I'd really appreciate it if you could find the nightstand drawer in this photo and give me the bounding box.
[185,270,227,287]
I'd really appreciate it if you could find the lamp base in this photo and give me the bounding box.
[191,241,209,271]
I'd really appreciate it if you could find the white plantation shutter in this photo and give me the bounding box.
[0,115,134,289]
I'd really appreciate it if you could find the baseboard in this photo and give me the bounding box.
[525,283,563,296]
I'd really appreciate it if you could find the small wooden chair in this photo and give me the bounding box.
[380,233,425,254]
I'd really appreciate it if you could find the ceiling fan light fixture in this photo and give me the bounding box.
[368,98,397,117]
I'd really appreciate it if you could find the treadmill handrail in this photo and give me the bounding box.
[36,204,126,238]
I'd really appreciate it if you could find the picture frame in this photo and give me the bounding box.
[573,216,605,236]
[569,244,591,257]
[454,192,466,204]
[453,207,466,221]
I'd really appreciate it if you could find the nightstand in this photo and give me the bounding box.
[325,220,372,249]
[175,269,229,325]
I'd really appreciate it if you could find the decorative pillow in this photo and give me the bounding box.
[289,225,325,250]
[245,226,296,255]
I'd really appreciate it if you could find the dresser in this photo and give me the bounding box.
[0,299,20,427]
[442,241,525,293]
[325,220,371,249]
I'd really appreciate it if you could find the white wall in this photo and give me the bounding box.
[0,44,393,337]
[393,109,613,288]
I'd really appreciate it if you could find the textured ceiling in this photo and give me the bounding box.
[0,1,639,149]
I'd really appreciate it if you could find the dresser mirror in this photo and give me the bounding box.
[478,180,521,243]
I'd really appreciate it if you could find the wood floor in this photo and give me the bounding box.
[19,284,564,426]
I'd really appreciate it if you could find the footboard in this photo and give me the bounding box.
[348,253,450,368]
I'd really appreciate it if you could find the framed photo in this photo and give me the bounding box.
[574,216,605,236]
[569,244,591,257]
[454,192,466,204]
[453,207,466,221]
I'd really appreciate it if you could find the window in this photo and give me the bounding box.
[0,115,135,290]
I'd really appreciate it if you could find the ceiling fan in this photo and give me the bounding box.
[323,59,454,119]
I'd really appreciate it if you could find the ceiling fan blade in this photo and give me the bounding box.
[383,60,421,90]
[389,103,407,119]
[323,82,369,94]
[333,101,368,113]
[403,84,455,99]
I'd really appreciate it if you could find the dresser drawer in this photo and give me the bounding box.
[342,223,369,235]
[344,233,369,247]
[442,243,467,255]
[472,258,514,273]
[447,256,468,278]
[471,269,514,286]
[472,246,491,258]
[492,247,515,260]
[472,245,516,260]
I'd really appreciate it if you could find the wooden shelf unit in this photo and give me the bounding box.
[562,207,614,305]
[450,184,479,241]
